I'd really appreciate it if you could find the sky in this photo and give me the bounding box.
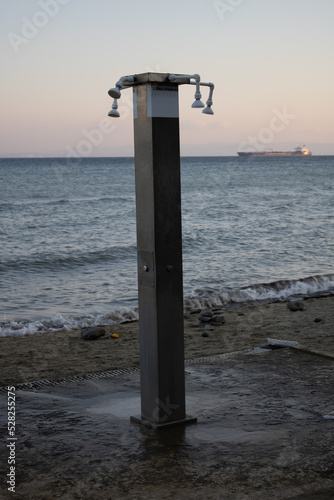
[1,0,334,157]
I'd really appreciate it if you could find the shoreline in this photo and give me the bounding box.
[1,274,333,337]
[1,296,333,387]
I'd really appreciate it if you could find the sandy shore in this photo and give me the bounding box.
[1,296,333,387]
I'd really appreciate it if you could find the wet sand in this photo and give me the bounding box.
[0,296,333,499]
[1,296,333,387]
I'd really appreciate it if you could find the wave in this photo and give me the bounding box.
[1,274,333,337]
[184,273,334,311]
[0,309,139,338]
[0,245,137,272]
[0,194,134,209]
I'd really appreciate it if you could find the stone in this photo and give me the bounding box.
[202,310,214,317]
[210,315,226,324]
[189,308,202,315]
[198,315,213,323]
[202,331,209,337]
[205,324,215,331]
[287,301,304,312]
[314,317,323,323]
[81,327,106,340]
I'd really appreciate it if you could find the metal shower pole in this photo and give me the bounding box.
[108,72,214,428]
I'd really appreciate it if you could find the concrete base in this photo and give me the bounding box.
[1,348,334,499]
[130,414,197,430]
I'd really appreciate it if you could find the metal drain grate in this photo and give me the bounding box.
[0,347,268,394]
[0,366,141,393]
[267,338,298,346]
[185,346,268,364]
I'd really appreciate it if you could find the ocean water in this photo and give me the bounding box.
[0,156,333,336]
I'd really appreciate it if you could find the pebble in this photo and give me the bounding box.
[198,315,213,323]
[202,332,209,337]
[189,308,202,315]
[287,301,305,312]
[198,310,226,325]
[314,317,323,323]
[202,310,214,317]
[80,327,106,340]
[210,315,226,324]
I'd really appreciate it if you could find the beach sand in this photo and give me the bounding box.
[1,296,333,387]
[1,296,334,499]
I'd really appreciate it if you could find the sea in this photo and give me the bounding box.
[1,156,333,337]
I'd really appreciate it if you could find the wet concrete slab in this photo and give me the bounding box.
[1,348,334,499]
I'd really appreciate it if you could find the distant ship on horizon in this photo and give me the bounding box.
[238,145,312,157]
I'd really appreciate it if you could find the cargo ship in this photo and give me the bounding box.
[238,145,312,157]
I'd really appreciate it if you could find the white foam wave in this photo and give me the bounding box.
[1,274,333,337]
[0,308,138,338]
[184,274,334,312]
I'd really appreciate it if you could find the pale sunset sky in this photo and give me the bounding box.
[1,0,334,157]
